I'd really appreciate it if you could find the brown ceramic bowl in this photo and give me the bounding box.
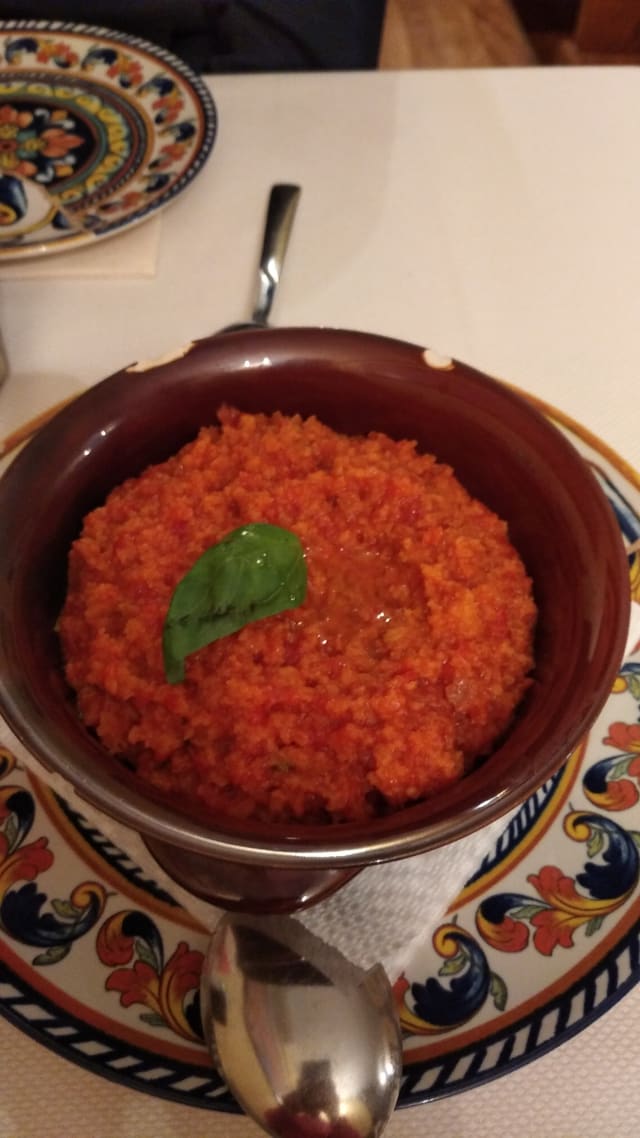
[0,328,629,911]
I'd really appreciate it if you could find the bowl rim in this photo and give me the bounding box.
[0,326,631,866]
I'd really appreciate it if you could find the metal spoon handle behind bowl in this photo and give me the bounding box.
[251,183,301,325]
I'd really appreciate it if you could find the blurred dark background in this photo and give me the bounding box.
[1,2,638,72]
[0,1,388,72]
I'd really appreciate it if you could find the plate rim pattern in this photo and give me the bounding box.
[0,18,217,259]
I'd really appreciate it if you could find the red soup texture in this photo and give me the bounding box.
[59,406,536,825]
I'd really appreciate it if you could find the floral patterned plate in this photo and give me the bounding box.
[0,397,639,1114]
[0,21,216,259]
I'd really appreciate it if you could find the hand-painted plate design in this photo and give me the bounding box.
[0,21,216,260]
[0,396,639,1113]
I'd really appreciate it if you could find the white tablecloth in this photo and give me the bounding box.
[1,66,640,1138]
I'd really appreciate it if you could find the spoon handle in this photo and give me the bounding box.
[0,328,8,388]
[251,183,301,325]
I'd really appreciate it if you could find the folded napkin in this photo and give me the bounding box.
[0,216,161,281]
[2,599,638,982]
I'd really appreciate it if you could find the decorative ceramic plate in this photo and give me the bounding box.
[0,21,216,260]
[0,398,639,1114]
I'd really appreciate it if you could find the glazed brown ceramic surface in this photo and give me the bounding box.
[0,329,630,906]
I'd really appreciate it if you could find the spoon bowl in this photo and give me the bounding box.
[201,913,402,1137]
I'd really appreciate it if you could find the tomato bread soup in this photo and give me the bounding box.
[59,407,536,826]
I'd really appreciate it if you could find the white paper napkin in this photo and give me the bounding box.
[0,215,161,281]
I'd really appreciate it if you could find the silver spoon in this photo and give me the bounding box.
[200,912,402,1138]
[221,183,301,333]
[0,327,8,387]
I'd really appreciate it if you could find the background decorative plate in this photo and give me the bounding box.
[0,20,217,260]
[0,399,638,1114]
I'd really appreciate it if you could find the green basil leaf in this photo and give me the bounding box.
[163,523,307,684]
